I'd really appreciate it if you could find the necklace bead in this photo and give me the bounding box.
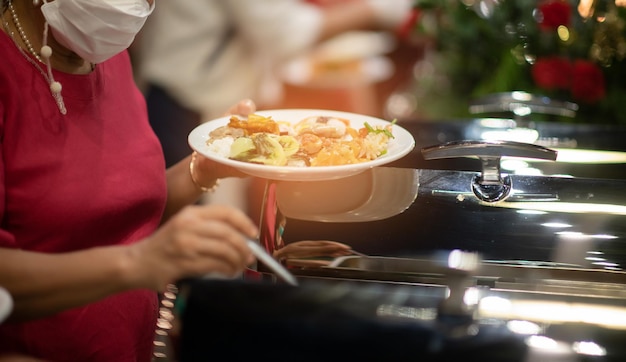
[50,81,62,94]
[40,45,52,58]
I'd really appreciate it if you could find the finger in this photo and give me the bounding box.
[178,239,247,278]
[309,240,352,250]
[225,99,256,117]
[294,240,352,254]
[194,218,253,264]
[164,205,255,264]
[274,241,353,259]
[293,240,351,248]
[172,225,252,278]
[192,237,251,276]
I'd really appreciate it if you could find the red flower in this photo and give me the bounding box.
[571,60,606,103]
[537,0,571,30]
[531,57,572,90]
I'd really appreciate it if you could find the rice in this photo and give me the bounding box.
[360,132,391,160]
[287,158,307,167]
[207,137,234,158]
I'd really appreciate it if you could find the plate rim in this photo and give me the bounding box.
[188,108,415,181]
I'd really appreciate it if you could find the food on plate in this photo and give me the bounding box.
[206,113,395,167]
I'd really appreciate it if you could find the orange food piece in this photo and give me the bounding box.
[228,115,280,135]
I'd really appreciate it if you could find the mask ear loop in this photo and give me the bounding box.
[37,0,67,114]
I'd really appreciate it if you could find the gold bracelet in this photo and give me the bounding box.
[189,151,219,193]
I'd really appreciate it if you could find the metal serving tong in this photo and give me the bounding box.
[247,240,299,286]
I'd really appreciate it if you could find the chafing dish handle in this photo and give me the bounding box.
[421,140,557,202]
[421,140,557,162]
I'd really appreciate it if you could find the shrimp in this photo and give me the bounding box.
[209,125,245,139]
[297,133,323,155]
[295,116,349,138]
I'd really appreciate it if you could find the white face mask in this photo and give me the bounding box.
[40,0,154,64]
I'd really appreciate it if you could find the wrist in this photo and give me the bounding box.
[189,151,220,193]
[114,244,148,291]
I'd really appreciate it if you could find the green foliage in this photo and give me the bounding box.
[411,0,626,124]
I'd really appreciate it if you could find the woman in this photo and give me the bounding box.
[0,0,259,360]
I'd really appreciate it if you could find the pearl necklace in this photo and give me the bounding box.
[3,0,67,115]
[7,0,42,63]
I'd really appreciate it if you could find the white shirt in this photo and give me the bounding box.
[135,0,323,121]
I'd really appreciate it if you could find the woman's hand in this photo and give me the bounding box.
[192,99,257,183]
[273,240,354,261]
[128,204,258,291]
[226,98,256,118]
[163,98,258,220]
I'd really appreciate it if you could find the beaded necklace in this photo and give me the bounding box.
[2,0,66,114]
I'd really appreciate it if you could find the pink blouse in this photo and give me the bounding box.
[0,29,167,361]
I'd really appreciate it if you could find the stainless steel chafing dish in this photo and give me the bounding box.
[232,138,626,361]
[177,134,626,361]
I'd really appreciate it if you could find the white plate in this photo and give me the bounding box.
[280,56,394,86]
[188,109,415,181]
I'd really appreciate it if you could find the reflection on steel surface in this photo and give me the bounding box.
[422,140,557,202]
[480,297,626,330]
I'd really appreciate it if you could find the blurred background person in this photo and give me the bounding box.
[132,0,414,216]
